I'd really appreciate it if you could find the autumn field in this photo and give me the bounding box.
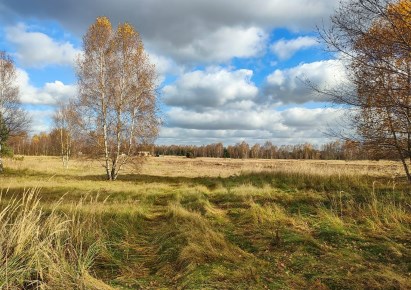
[1,156,411,289]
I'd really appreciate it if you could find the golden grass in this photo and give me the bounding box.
[0,156,409,289]
[3,155,405,178]
[0,189,113,289]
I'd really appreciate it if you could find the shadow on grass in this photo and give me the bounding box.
[3,167,410,199]
[2,167,52,179]
[81,171,410,195]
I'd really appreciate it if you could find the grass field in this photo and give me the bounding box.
[0,156,410,289]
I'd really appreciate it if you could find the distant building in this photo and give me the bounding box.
[137,151,151,157]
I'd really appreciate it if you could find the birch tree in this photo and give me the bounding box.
[320,0,411,182]
[77,17,159,180]
[0,51,29,172]
[53,101,79,168]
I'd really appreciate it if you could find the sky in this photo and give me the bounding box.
[0,0,348,146]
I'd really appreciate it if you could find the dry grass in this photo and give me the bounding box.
[0,156,410,289]
[0,189,112,289]
[3,155,405,178]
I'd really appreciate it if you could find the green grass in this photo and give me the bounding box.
[0,159,410,289]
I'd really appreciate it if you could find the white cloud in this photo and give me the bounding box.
[165,106,342,132]
[5,23,80,67]
[165,107,284,131]
[271,36,318,60]
[0,0,347,144]
[281,107,341,128]
[262,59,348,104]
[163,67,258,111]
[1,0,340,64]
[42,81,77,103]
[148,52,184,77]
[28,109,54,133]
[147,52,185,83]
[158,127,279,145]
[166,26,268,63]
[161,60,347,144]
[159,107,344,145]
[17,69,77,105]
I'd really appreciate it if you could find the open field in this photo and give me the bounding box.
[1,156,411,289]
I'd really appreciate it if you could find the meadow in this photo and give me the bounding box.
[0,156,410,289]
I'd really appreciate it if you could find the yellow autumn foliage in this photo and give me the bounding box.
[95,16,112,30]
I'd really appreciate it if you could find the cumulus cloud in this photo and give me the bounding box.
[165,107,284,131]
[5,23,80,67]
[159,107,344,145]
[148,52,184,77]
[0,0,347,144]
[163,26,267,63]
[163,67,258,111]
[262,59,348,104]
[28,109,54,133]
[158,127,279,145]
[0,0,339,33]
[166,107,341,132]
[17,69,77,105]
[1,0,340,64]
[280,107,341,128]
[146,52,185,85]
[271,36,318,60]
[150,60,347,144]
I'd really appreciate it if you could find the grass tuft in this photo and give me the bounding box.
[0,188,112,289]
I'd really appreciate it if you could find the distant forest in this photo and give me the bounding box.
[154,141,374,160]
[6,130,384,161]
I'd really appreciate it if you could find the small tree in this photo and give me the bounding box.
[319,0,411,181]
[0,51,29,172]
[77,17,159,180]
[53,101,79,168]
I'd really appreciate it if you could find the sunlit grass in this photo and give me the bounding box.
[0,156,410,289]
[0,189,112,289]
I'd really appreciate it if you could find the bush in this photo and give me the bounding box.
[0,144,13,157]
[186,152,195,158]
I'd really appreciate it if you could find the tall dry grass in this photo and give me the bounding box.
[0,188,113,289]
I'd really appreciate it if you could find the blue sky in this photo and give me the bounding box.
[0,0,347,145]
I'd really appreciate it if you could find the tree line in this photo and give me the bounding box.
[7,132,373,161]
[155,140,371,160]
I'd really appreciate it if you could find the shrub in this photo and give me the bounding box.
[186,152,195,158]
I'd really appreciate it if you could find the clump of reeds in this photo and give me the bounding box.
[0,188,113,289]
